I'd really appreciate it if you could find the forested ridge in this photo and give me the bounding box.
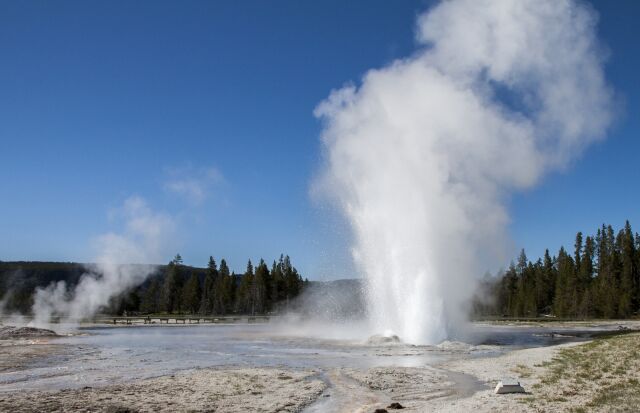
[475,221,640,319]
[0,254,307,316]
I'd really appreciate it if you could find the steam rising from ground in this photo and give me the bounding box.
[30,197,174,329]
[315,0,613,344]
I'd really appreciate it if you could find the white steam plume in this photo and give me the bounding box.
[315,0,613,344]
[30,196,174,328]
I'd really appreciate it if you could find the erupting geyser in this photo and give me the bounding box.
[315,0,614,344]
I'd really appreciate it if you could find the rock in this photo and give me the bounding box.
[436,340,473,352]
[388,402,404,409]
[104,406,138,413]
[0,326,58,340]
[366,334,401,345]
[494,378,525,394]
[374,409,388,413]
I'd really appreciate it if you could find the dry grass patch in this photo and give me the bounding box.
[529,331,640,412]
[511,363,533,378]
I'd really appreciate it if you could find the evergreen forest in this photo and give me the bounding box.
[0,254,307,316]
[474,221,640,319]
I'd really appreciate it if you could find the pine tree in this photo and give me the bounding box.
[564,232,582,317]
[523,262,537,316]
[214,259,232,314]
[141,277,161,314]
[282,255,303,307]
[235,260,254,314]
[517,249,528,275]
[253,259,269,314]
[608,225,622,318]
[505,262,518,316]
[554,247,575,317]
[181,273,201,314]
[514,249,530,316]
[162,261,180,314]
[542,249,556,314]
[578,236,595,317]
[618,221,635,317]
[200,256,218,315]
[595,225,619,318]
[533,259,545,315]
[271,259,285,306]
[574,232,583,276]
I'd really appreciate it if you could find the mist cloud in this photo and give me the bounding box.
[30,196,174,328]
[315,0,614,344]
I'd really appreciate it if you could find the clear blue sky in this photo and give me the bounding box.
[1,1,638,278]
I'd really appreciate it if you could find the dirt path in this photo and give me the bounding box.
[304,369,390,413]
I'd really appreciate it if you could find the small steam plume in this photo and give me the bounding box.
[315,0,614,344]
[30,196,174,329]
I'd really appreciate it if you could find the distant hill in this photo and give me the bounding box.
[0,258,313,316]
[293,278,366,320]
[0,261,88,313]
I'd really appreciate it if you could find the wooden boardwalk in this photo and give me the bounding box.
[95,315,272,325]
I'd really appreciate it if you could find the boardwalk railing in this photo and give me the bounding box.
[0,314,273,325]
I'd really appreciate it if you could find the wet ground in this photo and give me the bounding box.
[0,321,630,412]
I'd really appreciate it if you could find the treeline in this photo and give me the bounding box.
[475,221,640,319]
[132,254,306,316]
[0,254,307,316]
